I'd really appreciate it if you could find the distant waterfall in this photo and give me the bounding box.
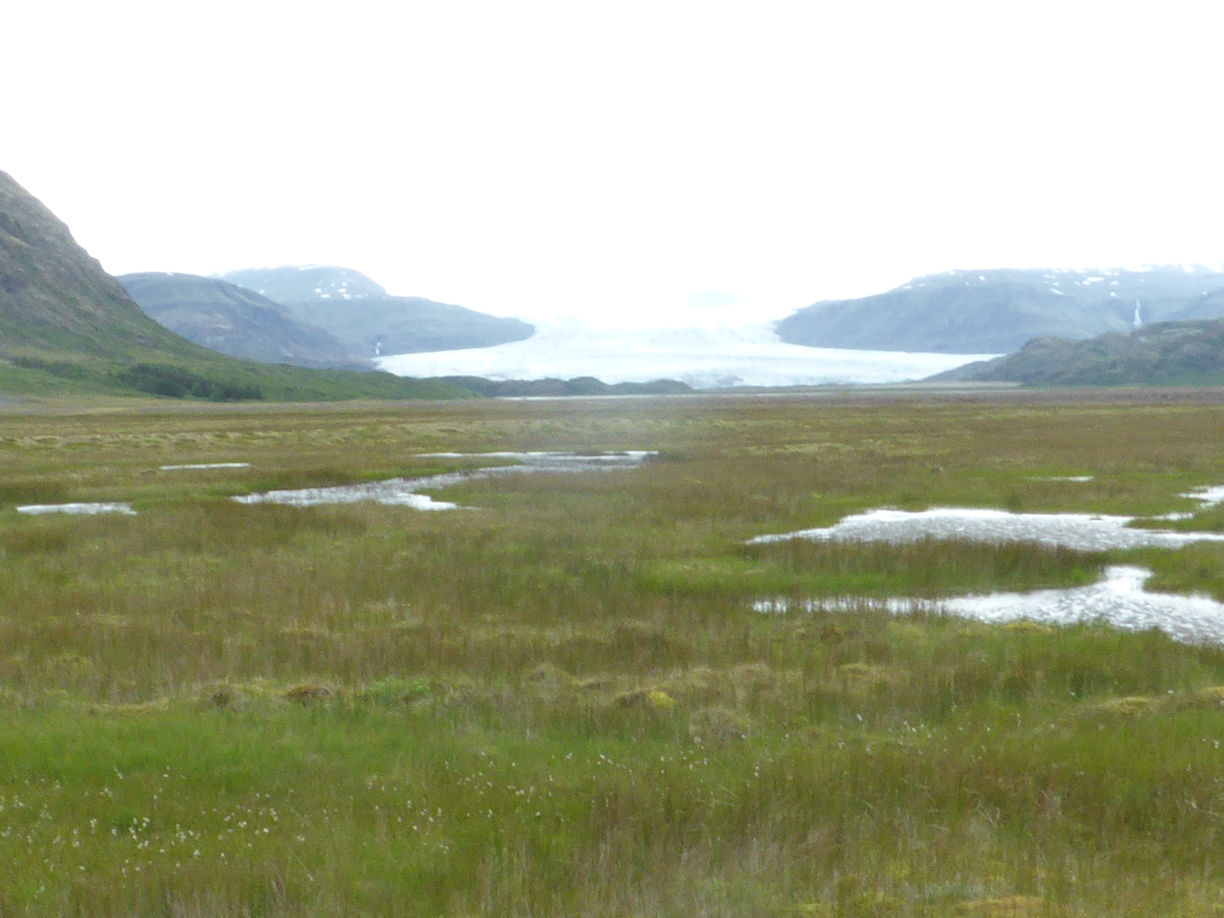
[1132,300,1142,328]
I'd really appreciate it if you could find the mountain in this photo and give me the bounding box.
[941,318,1224,386]
[120,272,363,369]
[777,267,1224,354]
[221,266,534,357]
[220,265,388,303]
[0,170,475,401]
[0,170,197,356]
[1161,286,1224,322]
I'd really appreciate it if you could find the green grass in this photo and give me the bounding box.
[5,391,1224,914]
[0,348,480,402]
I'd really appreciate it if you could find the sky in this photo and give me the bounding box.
[6,0,1224,328]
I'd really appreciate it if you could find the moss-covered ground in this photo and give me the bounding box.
[3,390,1224,915]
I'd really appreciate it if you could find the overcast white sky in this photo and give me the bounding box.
[6,1,1223,327]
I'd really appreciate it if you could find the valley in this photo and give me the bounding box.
[4,391,1224,915]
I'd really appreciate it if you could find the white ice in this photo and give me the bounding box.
[375,321,994,389]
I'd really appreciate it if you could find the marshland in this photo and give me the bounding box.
[5,389,1224,916]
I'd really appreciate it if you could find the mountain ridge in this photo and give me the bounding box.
[0,170,198,356]
[221,266,535,357]
[0,170,476,401]
[937,317,1224,386]
[777,266,1224,354]
[120,272,364,369]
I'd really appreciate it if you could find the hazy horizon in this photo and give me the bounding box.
[204,260,1224,329]
[7,2,1223,330]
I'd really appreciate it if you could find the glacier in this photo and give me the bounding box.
[375,320,994,389]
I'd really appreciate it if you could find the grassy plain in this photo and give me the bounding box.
[4,389,1224,915]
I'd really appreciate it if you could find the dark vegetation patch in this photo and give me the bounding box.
[439,375,690,396]
[114,363,264,401]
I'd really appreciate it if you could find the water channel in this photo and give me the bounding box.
[231,450,656,509]
[13,451,654,516]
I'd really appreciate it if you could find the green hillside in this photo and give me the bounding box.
[120,272,364,370]
[944,318,1224,386]
[0,171,475,402]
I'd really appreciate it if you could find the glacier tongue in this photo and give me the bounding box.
[375,321,993,389]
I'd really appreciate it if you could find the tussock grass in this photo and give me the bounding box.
[6,391,1224,913]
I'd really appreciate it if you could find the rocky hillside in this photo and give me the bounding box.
[222,267,535,357]
[941,318,1224,386]
[777,267,1224,354]
[0,170,196,356]
[120,272,362,369]
[0,170,477,401]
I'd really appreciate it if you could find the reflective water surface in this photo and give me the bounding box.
[160,462,251,471]
[749,484,1224,552]
[757,566,1224,645]
[233,451,655,509]
[751,484,1224,643]
[17,503,137,516]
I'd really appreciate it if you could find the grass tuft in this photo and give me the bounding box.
[4,392,1224,913]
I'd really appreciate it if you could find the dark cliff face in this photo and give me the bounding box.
[120,272,365,369]
[777,267,1224,355]
[0,171,194,355]
[221,266,535,357]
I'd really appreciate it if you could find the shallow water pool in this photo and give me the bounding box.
[749,484,1224,552]
[16,502,137,516]
[750,483,1224,643]
[757,565,1224,645]
[233,450,655,509]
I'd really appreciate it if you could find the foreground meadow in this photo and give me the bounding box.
[4,390,1224,915]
